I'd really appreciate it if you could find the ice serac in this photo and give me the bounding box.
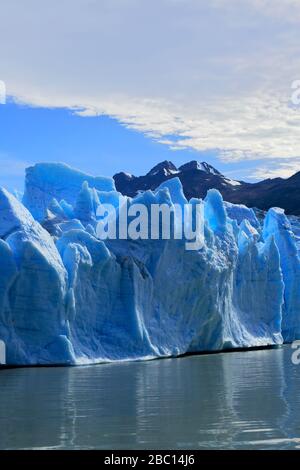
[263,208,300,341]
[225,201,260,229]
[23,162,115,221]
[0,188,74,364]
[0,162,299,365]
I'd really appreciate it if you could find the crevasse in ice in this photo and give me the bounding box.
[0,162,299,365]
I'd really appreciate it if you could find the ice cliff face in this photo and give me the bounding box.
[0,162,299,365]
[23,162,115,222]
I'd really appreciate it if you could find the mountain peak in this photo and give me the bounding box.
[113,159,300,215]
[114,171,135,181]
[179,160,222,176]
[147,161,178,177]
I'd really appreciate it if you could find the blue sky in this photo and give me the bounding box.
[0,101,262,192]
[1,0,300,190]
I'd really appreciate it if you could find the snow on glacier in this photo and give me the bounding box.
[0,162,299,365]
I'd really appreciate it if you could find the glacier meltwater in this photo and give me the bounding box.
[0,162,300,365]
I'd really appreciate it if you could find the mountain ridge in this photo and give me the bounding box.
[114,160,300,215]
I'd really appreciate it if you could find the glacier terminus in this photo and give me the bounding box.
[0,162,300,365]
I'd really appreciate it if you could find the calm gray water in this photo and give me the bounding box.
[0,345,299,450]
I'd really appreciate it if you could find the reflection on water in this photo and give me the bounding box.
[0,345,299,449]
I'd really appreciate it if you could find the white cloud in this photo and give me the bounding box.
[214,0,300,22]
[251,159,300,179]
[1,0,300,176]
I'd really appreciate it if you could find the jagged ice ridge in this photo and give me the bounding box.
[0,162,300,365]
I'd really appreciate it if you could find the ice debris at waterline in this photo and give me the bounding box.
[0,162,300,365]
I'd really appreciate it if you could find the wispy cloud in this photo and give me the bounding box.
[251,159,300,179]
[1,0,300,177]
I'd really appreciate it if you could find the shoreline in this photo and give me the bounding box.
[0,343,285,371]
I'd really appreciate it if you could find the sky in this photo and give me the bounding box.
[1,0,300,191]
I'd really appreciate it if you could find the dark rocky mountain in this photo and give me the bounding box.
[113,160,300,215]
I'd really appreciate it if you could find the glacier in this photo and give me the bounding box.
[0,162,299,365]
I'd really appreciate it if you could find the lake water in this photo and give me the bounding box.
[0,345,299,450]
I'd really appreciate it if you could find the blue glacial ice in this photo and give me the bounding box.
[0,162,299,365]
[22,162,115,222]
